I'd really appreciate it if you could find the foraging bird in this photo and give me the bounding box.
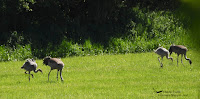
[43,57,64,81]
[154,47,173,67]
[21,59,43,81]
[169,45,192,65]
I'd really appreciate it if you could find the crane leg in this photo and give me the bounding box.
[48,69,52,81]
[181,54,184,66]
[158,57,160,63]
[161,57,163,68]
[158,57,163,68]
[57,70,59,81]
[177,54,179,66]
[29,71,31,81]
[60,69,64,81]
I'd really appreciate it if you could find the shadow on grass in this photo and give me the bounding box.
[39,80,65,84]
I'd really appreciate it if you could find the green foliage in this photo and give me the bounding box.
[29,39,104,59]
[0,7,191,61]
[107,7,189,54]
[83,39,93,55]
[0,0,182,45]
[0,44,32,61]
[0,1,192,61]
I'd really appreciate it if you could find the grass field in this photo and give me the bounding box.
[0,50,199,98]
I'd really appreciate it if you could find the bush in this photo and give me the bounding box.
[0,6,190,61]
[0,44,32,61]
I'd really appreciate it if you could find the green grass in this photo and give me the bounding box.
[0,50,199,98]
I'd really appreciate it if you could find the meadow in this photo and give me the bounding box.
[0,50,199,98]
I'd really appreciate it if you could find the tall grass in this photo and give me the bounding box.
[0,44,32,61]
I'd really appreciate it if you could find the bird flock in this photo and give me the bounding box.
[155,44,192,67]
[21,57,64,81]
[21,44,192,81]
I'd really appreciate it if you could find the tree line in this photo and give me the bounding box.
[0,0,186,59]
[0,0,180,44]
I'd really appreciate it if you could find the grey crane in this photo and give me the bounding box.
[21,59,43,81]
[169,45,192,65]
[154,47,173,67]
[43,57,64,81]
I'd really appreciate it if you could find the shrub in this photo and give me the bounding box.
[0,6,190,61]
[0,44,32,61]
